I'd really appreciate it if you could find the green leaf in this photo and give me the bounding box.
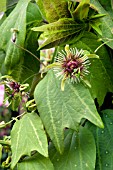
[20,31,40,85]
[41,0,71,23]
[0,50,5,70]
[97,0,113,18]
[85,109,113,170]
[17,153,54,170]
[90,22,102,35]
[32,18,85,49]
[49,127,96,170]
[90,0,113,49]
[34,70,103,153]
[88,58,113,106]
[0,0,31,74]
[11,112,48,169]
[0,0,6,12]
[71,32,113,106]
[26,2,43,24]
[6,0,18,16]
[36,0,46,19]
[20,2,43,85]
[32,18,82,33]
[72,0,90,21]
[89,14,106,35]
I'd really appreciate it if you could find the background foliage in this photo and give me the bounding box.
[0,0,113,169]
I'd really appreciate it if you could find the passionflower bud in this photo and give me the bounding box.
[47,45,91,91]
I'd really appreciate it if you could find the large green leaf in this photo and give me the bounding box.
[34,70,103,153]
[71,32,113,106]
[86,109,113,170]
[90,0,113,49]
[0,0,30,74]
[17,153,54,170]
[42,0,71,23]
[11,112,48,169]
[49,127,96,170]
[32,18,85,49]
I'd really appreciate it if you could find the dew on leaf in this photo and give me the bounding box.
[85,163,88,167]
[105,163,109,167]
[105,151,109,154]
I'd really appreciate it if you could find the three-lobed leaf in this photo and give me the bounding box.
[11,112,48,169]
[34,70,103,153]
[49,127,96,170]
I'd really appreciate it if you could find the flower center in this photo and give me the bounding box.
[62,58,83,75]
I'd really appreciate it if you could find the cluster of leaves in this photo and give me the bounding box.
[0,0,113,169]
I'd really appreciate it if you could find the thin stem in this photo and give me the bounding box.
[22,73,39,84]
[11,41,46,67]
[94,38,113,53]
[0,112,26,128]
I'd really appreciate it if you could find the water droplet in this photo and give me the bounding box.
[57,159,59,161]
[105,151,109,154]
[85,163,88,167]
[110,122,113,125]
[105,163,109,167]
[101,131,104,134]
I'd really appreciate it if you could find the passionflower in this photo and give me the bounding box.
[47,45,91,91]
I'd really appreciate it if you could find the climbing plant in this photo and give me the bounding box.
[0,0,113,169]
